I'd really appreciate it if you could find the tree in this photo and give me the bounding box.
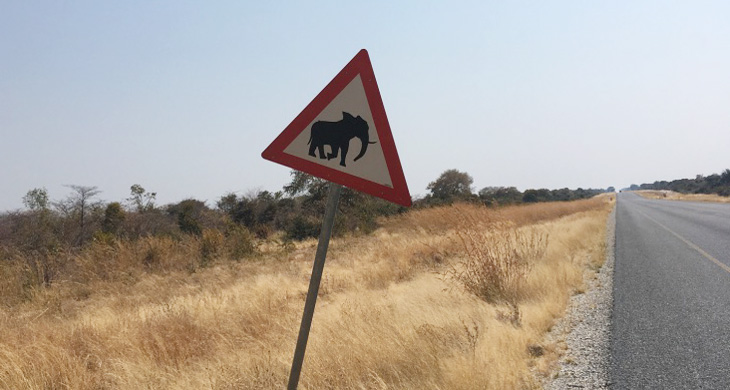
[280,170,402,238]
[551,188,573,202]
[522,189,539,203]
[256,191,278,225]
[127,184,156,213]
[721,169,730,185]
[23,188,50,211]
[479,186,523,206]
[218,190,286,238]
[102,202,126,235]
[17,187,56,251]
[283,171,328,199]
[217,193,239,215]
[168,199,207,235]
[427,169,474,202]
[498,187,521,204]
[55,185,102,245]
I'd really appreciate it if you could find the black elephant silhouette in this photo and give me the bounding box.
[307,112,376,167]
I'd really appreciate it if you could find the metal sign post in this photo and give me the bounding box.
[287,183,342,390]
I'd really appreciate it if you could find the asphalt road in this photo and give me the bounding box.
[611,192,730,389]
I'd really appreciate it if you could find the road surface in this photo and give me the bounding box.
[611,192,730,388]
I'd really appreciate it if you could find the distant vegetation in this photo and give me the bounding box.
[0,169,614,293]
[1,169,612,252]
[625,168,730,196]
[0,169,612,288]
[420,169,612,207]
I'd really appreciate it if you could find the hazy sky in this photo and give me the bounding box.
[2,1,729,211]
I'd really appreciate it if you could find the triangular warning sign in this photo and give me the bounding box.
[262,49,411,207]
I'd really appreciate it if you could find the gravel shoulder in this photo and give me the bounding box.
[543,206,616,389]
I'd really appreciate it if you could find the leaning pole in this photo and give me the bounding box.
[287,183,341,390]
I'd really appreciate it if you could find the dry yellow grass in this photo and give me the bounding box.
[637,190,730,203]
[0,196,613,389]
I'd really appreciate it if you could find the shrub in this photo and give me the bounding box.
[200,229,225,266]
[449,226,548,304]
[427,169,474,203]
[92,231,116,246]
[286,215,320,241]
[168,199,206,236]
[7,211,60,252]
[101,202,126,234]
[224,225,257,260]
[24,249,68,287]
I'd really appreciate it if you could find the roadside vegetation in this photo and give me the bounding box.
[626,168,730,197]
[636,190,730,203]
[0,169,614,389]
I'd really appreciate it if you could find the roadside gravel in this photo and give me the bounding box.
[543,206,616,390]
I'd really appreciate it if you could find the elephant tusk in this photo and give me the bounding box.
[368,141,377,144]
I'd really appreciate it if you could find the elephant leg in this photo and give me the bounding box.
[316,144,326,159]
[308,142,317,157]
[339,143,349,167]
[327,145,339,160]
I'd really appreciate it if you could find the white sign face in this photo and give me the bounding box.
[282,75,393,188]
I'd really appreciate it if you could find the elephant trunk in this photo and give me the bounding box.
[353,136,376,162]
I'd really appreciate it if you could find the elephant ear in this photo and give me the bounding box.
[342,112,355,122]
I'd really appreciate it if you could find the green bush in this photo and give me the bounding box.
[168,199,206,236]
[286,215,320,241]
[102,202,126,234]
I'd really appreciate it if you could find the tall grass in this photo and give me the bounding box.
[451,226,548,304]
[0,227,257,307]
[0,196,613,389]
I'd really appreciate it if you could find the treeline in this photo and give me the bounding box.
[0,169,612,255]
[626,168,730,196]
[0,173,404,256]
[0,168,615,292]
[416,169,611,207]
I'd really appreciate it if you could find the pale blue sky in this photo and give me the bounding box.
[2,1,729,211]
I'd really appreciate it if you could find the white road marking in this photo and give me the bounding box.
[638,209,730,274]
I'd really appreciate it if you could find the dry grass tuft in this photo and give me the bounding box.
[450,226,548,304]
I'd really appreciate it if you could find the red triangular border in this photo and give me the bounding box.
[262,49,412,207]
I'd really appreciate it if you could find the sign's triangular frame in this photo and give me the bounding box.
[262,49,411,207]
